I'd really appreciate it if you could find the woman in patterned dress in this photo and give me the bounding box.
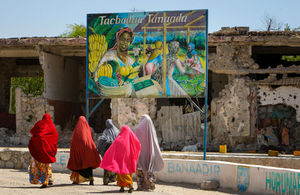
[28,113,58,188]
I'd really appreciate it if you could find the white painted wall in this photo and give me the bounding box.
[41,52,80,102]
[157,159,300,195]
[258,86,300,122]
[53,152,300,195]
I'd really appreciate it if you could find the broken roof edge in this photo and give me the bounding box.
[0,37,86,46]
[1,29,300,47]
[210,26,300,36]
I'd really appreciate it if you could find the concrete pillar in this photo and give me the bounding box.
[15,87,23,135]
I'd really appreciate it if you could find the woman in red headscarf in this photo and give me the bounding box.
[28,113,58,188]
[100,125,141,193]
[67,116,101,185]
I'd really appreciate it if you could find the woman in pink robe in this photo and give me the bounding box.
[100,125,141,193]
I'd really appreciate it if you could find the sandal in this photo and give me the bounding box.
[128,187,134,193]
[40,184,47,188]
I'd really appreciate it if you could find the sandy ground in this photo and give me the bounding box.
[0,168,257,195]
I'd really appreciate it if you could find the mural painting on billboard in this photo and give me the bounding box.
[87,10,207,98]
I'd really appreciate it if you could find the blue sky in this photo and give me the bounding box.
[0,0,299,38]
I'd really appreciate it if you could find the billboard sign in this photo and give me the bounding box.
[87,10,207,98]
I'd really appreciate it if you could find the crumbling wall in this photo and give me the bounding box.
[0,57,42,113]
[157,106,202,150]
[39,52,83,128]
[211,77,251,147]
[110,98,156,130]
[209,72,228,99]
[257,86,300,121]
[15,87,54,137]
[40,52,80,102]
[209,44,258,71]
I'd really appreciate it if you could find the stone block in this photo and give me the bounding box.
[5,161,14,169]
[15,161,23,169]
[10,136,20,145]
[20,136,29,146]
[23,162,29,169]
[182,144,198,152]
[0,152,11,161]
[0,160,4,168]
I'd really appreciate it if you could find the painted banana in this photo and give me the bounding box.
[88,34,107,74]
[97,62,113,79]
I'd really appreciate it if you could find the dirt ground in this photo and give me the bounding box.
[0,168,256,195]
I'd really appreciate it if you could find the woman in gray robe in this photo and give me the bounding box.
[134,114,164,191]
[97,119,120,185]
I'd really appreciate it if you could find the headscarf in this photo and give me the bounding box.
[111,27,134,50]
[134,114,164,172]
[168,41,179,56]
[187,42,198,58]
[100,125,141,174]
[67,116,101,170]
[28,113,58,163]
[97,119,120,157]
[167,41,180,73]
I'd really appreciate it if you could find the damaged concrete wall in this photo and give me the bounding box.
[40,52,80,102]
[110,98,156,130]
[157,106,202,150]
[15,87,54,137]
[211,78,251,146]
[257,86,300,122]
[0,58,42,112]
[12,87,73,147]
[209,44,258,71]
[209,72,228,99]
[39,52,83,128]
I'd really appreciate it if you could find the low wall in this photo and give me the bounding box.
[1,148,299,195]
[158,159,300,195]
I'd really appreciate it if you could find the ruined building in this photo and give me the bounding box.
[0,27,299,152]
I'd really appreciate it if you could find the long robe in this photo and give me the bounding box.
[100,125,141,174]
[67,116,101,171]
[28,113,58,164]
[28,113,58,186]
[134,114,164,173]
[97,119,120,157]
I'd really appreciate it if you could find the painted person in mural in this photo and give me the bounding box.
[185,42,205,73]
[145,41,163,84]
[97,119,120,185]
[134,114,164,191]
[167,41,186,76]
[95,27,140,86]
[28,113,58,188]
[100,125,141,193]
[165,41,188,95]
[67,116,101,185]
